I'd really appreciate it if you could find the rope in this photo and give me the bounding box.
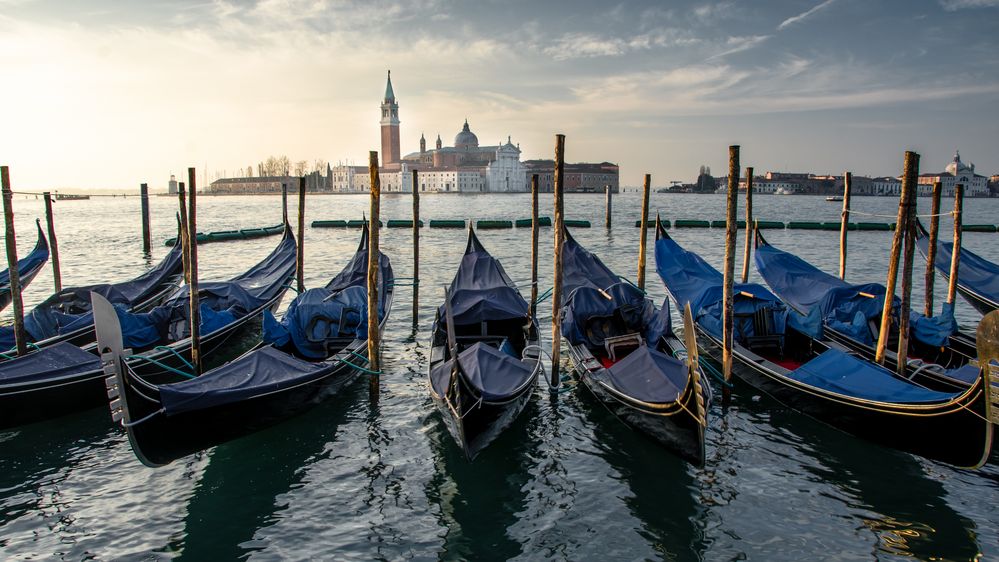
[282,284,300,293]
[673,349,733,388]
[523,344,560,390]
[534,287,553,304]
[340,350,381,375]
[121,408,165,427]
[154,346,195,372]
[847,209,955,220]
[617,276,645,294]
[127,354,196,379]
[2,341,43,359]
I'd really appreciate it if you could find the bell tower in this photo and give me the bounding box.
[380,70,401,167]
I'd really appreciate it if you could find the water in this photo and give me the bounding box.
[1,192,997,561]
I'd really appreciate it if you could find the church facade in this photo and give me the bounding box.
[917,151,989,197]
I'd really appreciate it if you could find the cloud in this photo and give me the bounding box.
[541,28,698,61]
[939,0,999,9]
[777,0,838,30]
[707,34,771,59]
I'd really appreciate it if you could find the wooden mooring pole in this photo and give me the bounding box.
[177,182,190,284]
[895,155,919,377]
[42,191,62,292]
[839,172,852,280]
[412,170,420,325]
[297,176,306,293]
[637,174,651,291]
[367,151,382,397]
[875,152,918,366]
[604,184,612,229]
[924,181,942,317]
[281,182,288,224]
[140,182,151,254]
[946,183,964,307]
[551,134,566,388]
[530,174,539,321]
[741,167,754,283]
[187,168,202,375]
[2,166,27,356]
[722,146,739,403]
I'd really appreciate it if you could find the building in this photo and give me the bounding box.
[168,175,178,195]
[989,174,999,196]
[523,160,620,193]
[917,151,990,197]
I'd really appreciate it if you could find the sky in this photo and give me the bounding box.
[0,0,997,190]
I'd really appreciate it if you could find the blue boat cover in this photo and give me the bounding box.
[263,227,392,358]
[754,240,956,346]
[429,341,534,401]
[560,229,670,347]
[438,229,528,325]
[785,348,960,404]
[0,222,49,300]
[600,343,686,404]
[159,345,334,414]
[917,226,999,307]
[0,341,100,385]
[654,234,790,341]
[0,239,184,347]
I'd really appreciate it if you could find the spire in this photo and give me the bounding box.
[384,70,395,102]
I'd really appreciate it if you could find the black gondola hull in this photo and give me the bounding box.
[695,330,993,468]
[431,375,535,461]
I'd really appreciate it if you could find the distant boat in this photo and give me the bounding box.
[826,196,843,202]
[54,193,90,201]
[775,187,797,195]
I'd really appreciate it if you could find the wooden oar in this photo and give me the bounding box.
[976,310,999,425]
[683,302,707,427]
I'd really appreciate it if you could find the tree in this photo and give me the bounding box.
[294,160,308,176]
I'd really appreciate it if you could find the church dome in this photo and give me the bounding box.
[945,150,974,176]
[454,120,479,150]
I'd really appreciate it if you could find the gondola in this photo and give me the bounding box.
[0,227,296,429]
[558,223,709,466]
[95,226,392,467]
[0,227,185,353]
[916,219,999,315]
[753,229,981,391]
[429,227,541,460]
[0,220,50,312]
[654,221,995,468]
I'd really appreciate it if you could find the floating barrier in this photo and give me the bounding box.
[165,224,284,246]
[347,219,382,228]
[429,219,466,229]
[674,220,710,228]
[963,224,997,233]
[477,220,513,229]
[635,220,668,228]
[515,216,552,227]
[312,220,347,228]
[387,219,424,228]
[564,220,591,228]
[710,220,747,229]
[856,222,890,231]
[755,220,785,229]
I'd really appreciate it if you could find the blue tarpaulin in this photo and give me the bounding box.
[602,344,686,404]
[917,224,999,307]
[786,348,960,403]
[438,230,528,326]
[754,240,956,346]
[429,341,534,401]
[0,341,100,385]
[654,234,791,341]
[263,286,368,359]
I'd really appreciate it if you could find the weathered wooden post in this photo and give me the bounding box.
[839,172,853,279]
[2,166,27,356]
[186,168,202,375]
[604,184,612,229]
[297,176,306,293]
[637,174,651,290]
[722,146,739,403]
[140,182,151,254]
[412,170,420,325]
[281,182,288,224]
[551,134,566,388]
[740,167,754,283]
[924,181,943,317]
[42,191,62,292]
[367,151,382,397]
[177,182,190,284]
[531,174,540,321]
[895,158,919,377]
[875,152,918,366]
[947,183,964,307]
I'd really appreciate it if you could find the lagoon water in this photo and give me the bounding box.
[1,191,997,560]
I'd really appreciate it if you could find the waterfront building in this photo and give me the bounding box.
[917,151,989,197]
[524,160,619,193]
[168,175,178,195]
